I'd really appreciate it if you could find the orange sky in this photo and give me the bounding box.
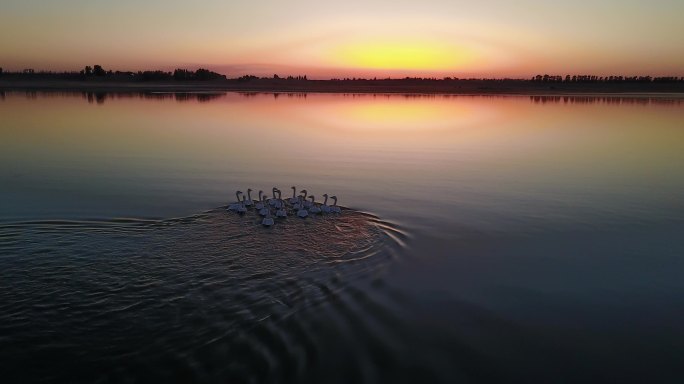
[1,0,683,78]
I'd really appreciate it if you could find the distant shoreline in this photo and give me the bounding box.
[2,79,684,97]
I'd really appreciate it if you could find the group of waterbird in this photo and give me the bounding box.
[227,187,341,226]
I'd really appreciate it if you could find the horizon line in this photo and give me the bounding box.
[2,66,684,82]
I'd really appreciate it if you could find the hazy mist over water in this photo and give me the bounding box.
[1,92,683,382]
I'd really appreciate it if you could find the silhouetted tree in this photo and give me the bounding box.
[195,68,225,80]
[170,68,225,81]
[93,65,106,76]
[84,66,92,76]
[137,70,173,81]
[173,69,191,80]
[237,75,258,82]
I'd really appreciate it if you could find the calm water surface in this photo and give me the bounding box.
[1,92,683,383]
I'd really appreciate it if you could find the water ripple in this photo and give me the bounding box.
[0,207,408,383]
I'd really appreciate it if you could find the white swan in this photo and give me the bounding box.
[273,189,284,209]
[297,195,308,218]
[276,198,287,217]
[259,195,270,216]
[330,196,341,213]
[227,191,243,211]
[321,193,332,213]
[293,195,303,210]
[243,188,254,207]
[262,209,274,226]
[308,195,322,214]
[300,189,313,208]
[269,187,279,206]
[255,190,265,210]
[288,186,299,204]
[237,195,248,214]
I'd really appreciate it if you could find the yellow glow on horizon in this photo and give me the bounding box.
[330,41,477,71]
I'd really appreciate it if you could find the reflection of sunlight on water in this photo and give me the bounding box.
[313,99,487,131]
[284,95,498,135]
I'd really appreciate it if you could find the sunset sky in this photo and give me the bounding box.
[1,0,683,78]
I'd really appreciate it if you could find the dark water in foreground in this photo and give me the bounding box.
[1,209,413,383]
[1,92,683,383]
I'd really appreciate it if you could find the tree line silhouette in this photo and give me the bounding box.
[1,65,683,84]
[531,74,683,83]
[0,65,226,82]
[236,74,308,82]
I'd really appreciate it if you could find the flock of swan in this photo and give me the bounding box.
[227,187,342,226]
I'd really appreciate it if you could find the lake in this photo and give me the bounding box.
[1,91,683,383]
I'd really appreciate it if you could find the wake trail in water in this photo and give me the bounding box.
[0,207,411,383]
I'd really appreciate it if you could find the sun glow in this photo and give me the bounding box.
[330,41,476,71]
